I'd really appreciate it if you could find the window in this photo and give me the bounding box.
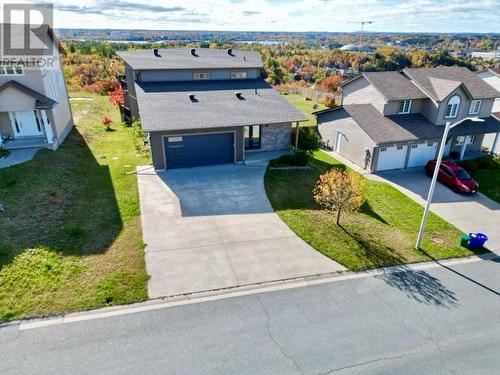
[411,144,418,149]
[468,100,482,115]
[0,65,23,75]
[396,145,404,150]
[445,95,461,118]
[398,100,412,114]
[380,147,387,152]
[455,135,475,146]
[231,71,247,79]
[427,142,434,147]
[244,125,261,150]
[192,72,211,80]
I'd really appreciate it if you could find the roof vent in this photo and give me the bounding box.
[190,48,197,56]
[189,93,197,102]
[235,92,244,100]
[153,48,161,57]
[227,48,233,56]
[243,56,247,61]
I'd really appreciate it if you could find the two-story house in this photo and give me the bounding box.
[315,66,500,172]
[116,47,306,170]
[476,67,500,153]
[0,24,73,150]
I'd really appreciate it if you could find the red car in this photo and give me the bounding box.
[425,160,478,194]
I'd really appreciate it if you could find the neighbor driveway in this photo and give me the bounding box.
[138,153,344,298]
[370,168,500,253]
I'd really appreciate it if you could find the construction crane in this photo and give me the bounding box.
[347,21,373,46]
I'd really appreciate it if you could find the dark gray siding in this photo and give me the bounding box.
[150,126,244,170]
[140,68,259,82]
[317,109,377,170]
[124,64,140,120]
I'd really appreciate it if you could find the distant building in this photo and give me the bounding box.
[471,50,500,61]
[339,44,372,53]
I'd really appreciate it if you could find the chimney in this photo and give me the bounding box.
[190,48,196,56]
[235,92,243,99]
[153,48,160,57]
[227,48,233,56]
[189,94,197,101]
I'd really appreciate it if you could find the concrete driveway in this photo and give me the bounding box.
[370,168,500,253]
[138,153,344,298]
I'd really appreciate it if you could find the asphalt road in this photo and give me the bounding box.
[1,258,499,375]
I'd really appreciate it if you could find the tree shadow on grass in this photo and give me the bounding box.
[339,224,459,307]
[0,128,122,268]
[359,201,388,225]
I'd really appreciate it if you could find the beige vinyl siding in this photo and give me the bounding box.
[383,99,423,115]
[342,77,386,113]
[317,109,377,170]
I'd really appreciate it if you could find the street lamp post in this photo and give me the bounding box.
[415,117,485,249]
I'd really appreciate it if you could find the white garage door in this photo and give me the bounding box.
[407,142,438,168]
[376,145,407,171]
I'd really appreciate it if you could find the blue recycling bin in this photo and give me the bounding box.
[468,233,488,250]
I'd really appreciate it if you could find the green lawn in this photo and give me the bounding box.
[473,162,500,203]
[0,92,150,321]
[265,151,475,271]
[282,93,326,127]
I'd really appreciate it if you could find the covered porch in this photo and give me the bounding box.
[0,80,57,150]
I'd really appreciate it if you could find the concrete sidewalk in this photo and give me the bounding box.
[137,156,344,298]
[0,148,39,169]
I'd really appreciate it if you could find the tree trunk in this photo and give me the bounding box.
[336,209,341,225]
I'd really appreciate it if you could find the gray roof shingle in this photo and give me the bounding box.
[117,48,262,70]
[335,104,500,144]
[0,80,57,109]
[363,72,427,100]
[135,79,307,132]
[403,66,500,101]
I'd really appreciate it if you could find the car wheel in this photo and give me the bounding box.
[452,185,461,194]
[426,169,433,177]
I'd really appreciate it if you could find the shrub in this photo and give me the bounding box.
[320,96,337,107]
[102,116,113,131]
[460,159,478,172]
[292,127,321,155]
[313,169,366,225]
[269,153,308,168]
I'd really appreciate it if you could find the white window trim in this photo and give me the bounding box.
[468,100,482,115]
[445,95,461,119]
[398,99,412,114]
[455,135,475,146]
[192,72,211,80]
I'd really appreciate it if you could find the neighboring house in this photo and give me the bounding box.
[0,24,73,150]
[116,47,306,170]
[476,67,500,153]
[315,67,500,172]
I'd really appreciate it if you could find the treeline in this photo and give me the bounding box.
[62,40,495,95]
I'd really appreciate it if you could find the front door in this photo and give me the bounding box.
[8,111,44,137]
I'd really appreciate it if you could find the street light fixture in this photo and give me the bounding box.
[415,116,485,249]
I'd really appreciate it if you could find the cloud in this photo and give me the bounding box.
[242,11,260,16]
[56,1,185,16]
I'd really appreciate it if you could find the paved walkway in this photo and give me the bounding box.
[0,148,39,169]
[137,153,344,298]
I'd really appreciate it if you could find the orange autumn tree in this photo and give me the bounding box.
[313,169,366,225]
[319,75,343,93]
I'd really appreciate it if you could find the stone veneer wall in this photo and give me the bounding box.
[260,122,292,151]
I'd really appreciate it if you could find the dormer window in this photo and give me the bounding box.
[445,95,461,118]
[398,100,412,114]
[193,72,211,80]
[468,100,482,115]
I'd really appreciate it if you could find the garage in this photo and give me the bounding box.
[164,132,234,169]
[376,145,407,171]
[407,142,438,168]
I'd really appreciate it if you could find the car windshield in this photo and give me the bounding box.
[455,169,472,180]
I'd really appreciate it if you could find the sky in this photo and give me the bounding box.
[1,0,499,33]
